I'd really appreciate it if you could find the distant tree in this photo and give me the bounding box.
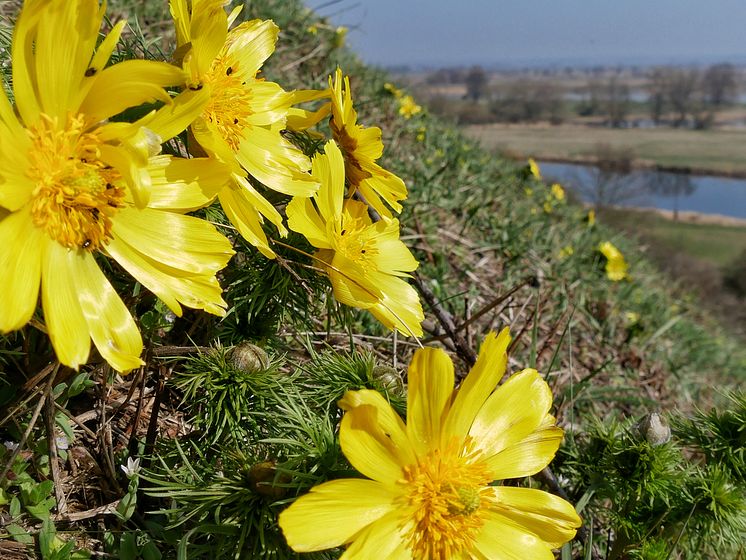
[647,172,696,221]
[488,79,563,123]
[646,67,667,125]
[703,63,737,106]
[605,75,630,127]
[576,79,603,117]
[664,68,700,127]
[464,66,488,101]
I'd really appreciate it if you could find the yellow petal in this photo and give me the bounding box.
[481,423,564,480]
[474,511,556,560]
[357,168,406,217]
[218,187,275,259]
[225,19,278,79]
[168,0,191,47]
[186,0,227,78]
[106,235,229,318]
[286,197,332,250]
[98,144,152,208]
[311,140,345,220]
[444,328,511,441]
[367,219,419,275]
[32,0,101,119]
[112,207,234,276]
[406,347,454,454]
[339,402,408,483]
[367,273,424,338]
[12,1,44,124]
[81,60,185,123]
[235,127,317,197]
[146,156,228,212]
[138,87,210,143]
[74,252,143,373]
[279,478,397,552]
[243,81,294,127]
[469,369,553,459]
[487,487,581,548]
[0,210,42,332]
[339,389,416,465]
[41,242,89,370]
[340,510,413,560]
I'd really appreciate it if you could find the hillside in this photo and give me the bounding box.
[0,1,744,559]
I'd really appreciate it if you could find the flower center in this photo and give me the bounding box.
[333,215,377,270]
[27,114,125,251]
[399,439,492,560]
[202,55,253,151]
[331,123,371,187]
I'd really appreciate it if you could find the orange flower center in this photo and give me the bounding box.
[202,54,253,151]
[27,114,124,251]
[331,123,371,188]
[399,439,492,560]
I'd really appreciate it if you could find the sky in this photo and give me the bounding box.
[306,0,746,68]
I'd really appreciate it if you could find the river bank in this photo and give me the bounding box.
[463,123,746,178]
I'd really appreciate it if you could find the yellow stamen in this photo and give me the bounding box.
[399,439,491,560]
[201,55,253,151]
[27,114,125,251]
[333,215,378,270]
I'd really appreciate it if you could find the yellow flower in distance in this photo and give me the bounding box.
[329,68,408,218]
[279,329,581,558]
[0,0,235,372]
[586,209,596,227]
[287,140,423,337]
[599,241,629,281]
[170,0,319,257]
[398,95,422,119]
[528,157,541,179]
[551,182,565,201]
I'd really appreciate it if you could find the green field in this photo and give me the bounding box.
[463,123,746,176]
[606,210,746,267]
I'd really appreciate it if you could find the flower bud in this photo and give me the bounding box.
[637,412,671,446]
[229,342,269,372]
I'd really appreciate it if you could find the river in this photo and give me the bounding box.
[540,161,746,220]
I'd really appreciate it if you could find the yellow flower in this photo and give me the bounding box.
[384,82,404,98]
[0,0,234,372]
[170,0,319,258]
[586,209,596,227]
[398,95,422,119]
[543,200,553,214]
[333,25,348,48]
[559,245,574,259]
[524,186,534,197]
[286,140,423,336]
[528,157,541,179]
[279,329,581,558]
[416,126,426,142]
[551,183,565,201]
[328,68,408,218]
[599,241,629,281]
[306,23,318,35]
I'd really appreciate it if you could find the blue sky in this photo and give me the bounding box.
[306,0,746,67]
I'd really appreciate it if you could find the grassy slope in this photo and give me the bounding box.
[462,122,746,175]
[1,1,744,558]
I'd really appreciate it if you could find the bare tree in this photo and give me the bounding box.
[703,63,737,106]
[664,68,700,127]
[646,67,667,125]
[464,66,488,101]
[605,75,630,127]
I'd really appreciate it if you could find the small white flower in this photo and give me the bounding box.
[120,457,141,478]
